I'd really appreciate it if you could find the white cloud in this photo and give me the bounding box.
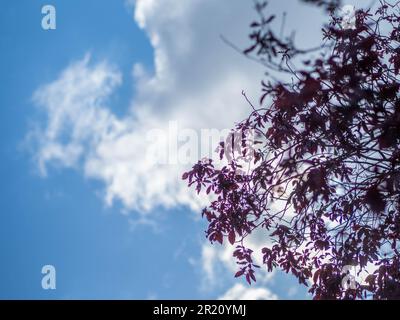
[30,0,264,213]
[219,283,278,300]
[31,54,122,175]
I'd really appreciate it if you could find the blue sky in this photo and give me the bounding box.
[0,0,363,299]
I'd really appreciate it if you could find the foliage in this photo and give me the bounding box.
[184,0,400,299]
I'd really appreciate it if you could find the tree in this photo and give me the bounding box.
[183,0,400,299]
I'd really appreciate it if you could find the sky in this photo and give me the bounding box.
[0,0,361,299]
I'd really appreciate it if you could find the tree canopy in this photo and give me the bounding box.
[184,0,400,299]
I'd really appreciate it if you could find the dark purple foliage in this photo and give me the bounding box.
[184,1,400,299]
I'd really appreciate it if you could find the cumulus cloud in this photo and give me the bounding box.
[30,0,329,213]
[219,283,278,300]
[30,0,265,213]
